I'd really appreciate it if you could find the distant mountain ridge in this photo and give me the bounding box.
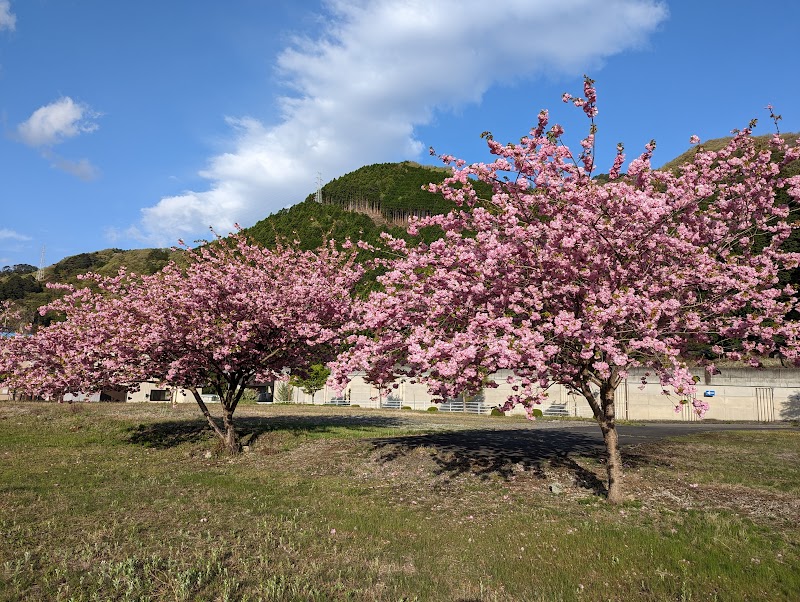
[0,248,180,328]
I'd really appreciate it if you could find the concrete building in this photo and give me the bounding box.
[282,367,800,422]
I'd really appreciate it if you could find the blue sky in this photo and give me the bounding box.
[1,0,799,268]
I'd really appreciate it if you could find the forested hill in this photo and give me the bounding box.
[2,161,456,324]
[660,132,800,174]
[245,199,406,251]
[0,248,179,329]
[315,161,454,216]
[245,161,456,249]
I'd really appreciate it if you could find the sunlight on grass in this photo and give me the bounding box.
[1,402,798,601]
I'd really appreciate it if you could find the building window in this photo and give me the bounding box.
[150,389,170,402]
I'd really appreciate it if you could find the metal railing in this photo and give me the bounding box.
[437,398,489,414]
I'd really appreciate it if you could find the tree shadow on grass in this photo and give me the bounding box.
[371,428,623,495]
[125,413,412,449]
[127,418,212,448]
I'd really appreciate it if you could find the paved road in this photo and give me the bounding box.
[266,410,797,454]
[567,420,796,445]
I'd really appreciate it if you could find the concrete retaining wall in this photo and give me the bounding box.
[288,367,800,422]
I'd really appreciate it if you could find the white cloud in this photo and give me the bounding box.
[138,0,667,243]
[46,154,100,181]
[17,97,100,148]
[0,1,15,32]
[0,228,30,242]
[17,97,102,179]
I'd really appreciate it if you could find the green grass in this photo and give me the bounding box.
[1,402,799,601]
[647,430,800,492]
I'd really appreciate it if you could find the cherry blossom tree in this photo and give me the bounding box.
[1,300,23,332]
[0,233,362,453]
[334,78,800,502]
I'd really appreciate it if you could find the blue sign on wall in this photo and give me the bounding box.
[703,390,716,397]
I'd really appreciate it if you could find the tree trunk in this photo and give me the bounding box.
[221,405,241,454]
[580,377,624,503]
[598,417,624,504]
[599,380,624,503]
[189,387,239,452]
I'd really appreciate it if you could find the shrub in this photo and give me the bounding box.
[350,404,360,408]
[239,388,259,405]
[490,408,504,417]
[275,381,294,403]
[401,405,412,410]
[531,408,543,418]
[426,406,438,412]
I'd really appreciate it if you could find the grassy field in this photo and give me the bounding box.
[0,402,798,601]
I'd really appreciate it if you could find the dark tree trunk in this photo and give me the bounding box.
[221,405,241,454]
[190,387,241,454]
[580,376,624,504]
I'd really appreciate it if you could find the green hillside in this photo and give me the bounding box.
[314,161,454,214]
[47,248,177,280]
[245,161,462,250]
[1,248,178,328]
[245,199,404,251]
[3,162,456,323]
[660,132,799,172]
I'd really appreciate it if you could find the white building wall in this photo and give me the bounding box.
[302,367,800,422]
[36,366,798,422]
[123,382,193,403]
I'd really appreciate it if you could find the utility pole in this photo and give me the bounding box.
[36,245,46,281]
[315,172,323,204]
